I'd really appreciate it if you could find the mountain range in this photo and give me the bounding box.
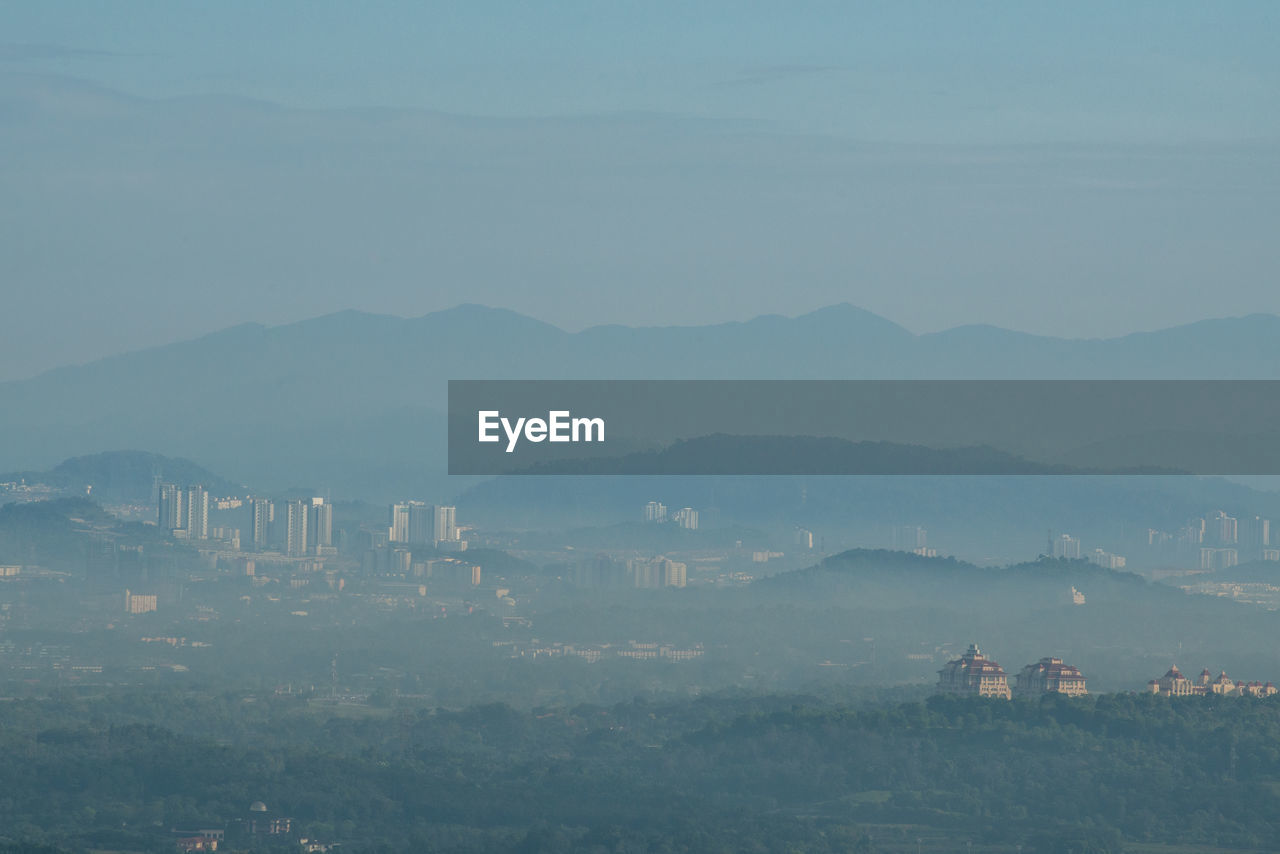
[3,304,1280,494]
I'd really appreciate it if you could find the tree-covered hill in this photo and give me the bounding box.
[3,688,1280,853]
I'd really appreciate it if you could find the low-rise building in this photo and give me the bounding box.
[1147,665,1277,697]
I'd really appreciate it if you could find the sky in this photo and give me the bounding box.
[2,1,1279,381]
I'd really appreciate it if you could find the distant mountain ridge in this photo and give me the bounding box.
[506,434,1183,476]
[3,304,1280,489]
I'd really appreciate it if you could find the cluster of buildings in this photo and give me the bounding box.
[240,496,333,557]
[159,490,468,564]
[155,487,481,593]
[936,644,1088,699]
[171,801,310,853]
[501,639,705,663]
[158,483,210,540]
[361,552,481,588]
[936,646,1280,701]
[572,554,687,589]
[1147,666,1277,698]
[1148,510,1280,569]
[893,525,937,557]
[388,501,461,548]
[158,485,334,558]
[360,502,476,584]
[643,501,699,530]
[1051,533,1126,569]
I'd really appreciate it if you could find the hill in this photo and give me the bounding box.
[0,497,160,570]
[734,548,1280,691]
[2,450,244,504]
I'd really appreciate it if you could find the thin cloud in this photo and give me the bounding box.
[715,64,839,88]
[0,43,125,62]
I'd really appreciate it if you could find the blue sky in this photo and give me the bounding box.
[2,2,1279,379]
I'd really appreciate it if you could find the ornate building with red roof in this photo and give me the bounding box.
[1014,657,1088,697]
[936,643,1011,699]
[1147,665,1276,697]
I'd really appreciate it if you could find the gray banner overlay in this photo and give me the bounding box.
[448,380,1280,475]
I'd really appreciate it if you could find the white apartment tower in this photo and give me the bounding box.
[184,485,209,540]
[249,498,272,550]
[432,505,458,544]
[672,507,699,530]
[644,501,668,523]
[308,497,333,553]
[389,502,413,544]
[1053,534,1081,559]
[286,500,309,557]
[158,483,184,533]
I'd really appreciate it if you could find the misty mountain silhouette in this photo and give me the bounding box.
[505,434,1184,476]
[3,304,1280,488]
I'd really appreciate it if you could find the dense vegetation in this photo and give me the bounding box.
[3,689,1280,853]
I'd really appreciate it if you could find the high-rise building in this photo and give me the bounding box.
[286,500,309,557]
[631,558,664,589]
[672,507,698,530]
[644,501,667,523]
[895,525,928,550]
[664,560,687,588]
[158,483,184,533]
[184,486,209,540]
[432,505,457,544]
[248,498,272,550]
[390,501,458,546]
[574,555,629,589]
[627,557,687,588]
[1090,549,1126,570]
[1208,511,1238,545]
[1180,518,1206,546]
[389,502,414,544]
[1052,534,1081,559]
[404,501,431,545]
[308,498,333,553]
[1200,547,1239,570]
[1242,516,1271,558]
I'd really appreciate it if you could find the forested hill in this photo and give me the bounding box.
[3,688,1280,853]
[753,549,1153,606]
[744,549,1280,692]
[0,497,171,570]
[2,450,243,503]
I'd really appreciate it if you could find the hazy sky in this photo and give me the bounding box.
[2,2,1279,380]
